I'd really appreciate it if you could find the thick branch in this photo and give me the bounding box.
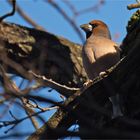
[0,21,87,87]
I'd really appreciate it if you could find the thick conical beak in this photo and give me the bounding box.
[80,24,92,32]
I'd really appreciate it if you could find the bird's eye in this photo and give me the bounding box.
[92,24,97,28]
[89,23,97,28]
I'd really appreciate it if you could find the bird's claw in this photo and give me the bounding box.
[99,71,109,78]
[83,79,93,87]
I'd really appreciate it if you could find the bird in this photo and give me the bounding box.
[80,20,123,118]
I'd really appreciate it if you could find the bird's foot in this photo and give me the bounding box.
[83,79,93,88]
[99,70,109,78]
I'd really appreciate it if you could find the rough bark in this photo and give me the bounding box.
[0,21,87,87]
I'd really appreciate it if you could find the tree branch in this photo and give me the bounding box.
[0,0,16,21]
[0,21,87,87]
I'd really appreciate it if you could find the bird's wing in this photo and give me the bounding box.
[92,37,120,59]
[83,45,96,64]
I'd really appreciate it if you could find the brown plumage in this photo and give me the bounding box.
[80,20,122,118]
[80,20,120,80]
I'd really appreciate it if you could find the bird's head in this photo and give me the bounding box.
[80,20,111,39]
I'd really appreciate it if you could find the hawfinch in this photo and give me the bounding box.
[80,20,122,118]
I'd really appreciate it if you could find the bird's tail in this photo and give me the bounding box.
[109,94,123,119]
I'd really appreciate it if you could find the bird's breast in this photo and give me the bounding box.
[82,36,120,79]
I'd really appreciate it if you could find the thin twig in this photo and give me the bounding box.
[74,0,105,17]
[0,105,58,133]
[21,97,59,111]
[29,70,80,97]
[21,98,39,130]
[0,99,15,118]
[0,53,32,81]
[62,0,78,16]
[46,0,84,42]
[62,0,105,19]
[0,65,30,97]
[7,0,46,31]
[0,0,16,21]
